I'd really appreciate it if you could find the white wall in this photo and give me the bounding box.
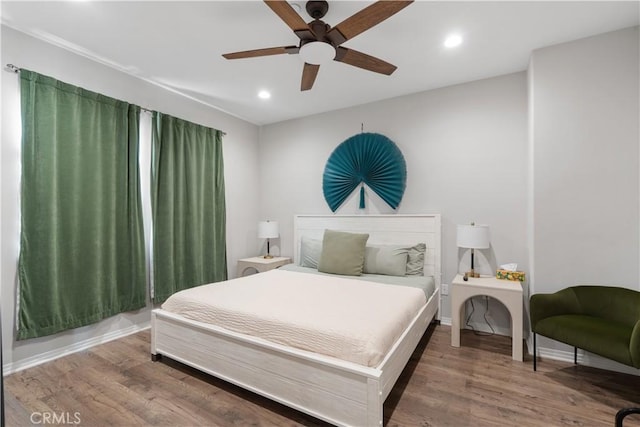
[528,27,639,373]
[530,26,639,293]
[259,72,529,328]
[1,26,260,371]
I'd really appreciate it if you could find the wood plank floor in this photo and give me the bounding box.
[4,324,639,426]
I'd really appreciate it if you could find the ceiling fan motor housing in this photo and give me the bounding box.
[307,20,330,42]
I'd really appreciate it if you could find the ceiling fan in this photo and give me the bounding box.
[222,0,413,91]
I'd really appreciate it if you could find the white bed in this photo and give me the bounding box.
[151,214,441,426]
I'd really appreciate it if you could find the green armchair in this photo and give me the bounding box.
[530,286,640,371]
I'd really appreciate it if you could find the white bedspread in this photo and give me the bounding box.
[161,269,427,367]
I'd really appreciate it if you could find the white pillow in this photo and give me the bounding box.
[299,236,322,269]
[404,243,426,276]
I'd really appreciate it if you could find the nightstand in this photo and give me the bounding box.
[450,274,524,361]
[237,256,291,277]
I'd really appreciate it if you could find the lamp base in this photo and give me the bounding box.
[263,254,274,259]
[466,269,480,278]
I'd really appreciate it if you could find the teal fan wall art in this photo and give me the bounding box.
[323,132,407,212]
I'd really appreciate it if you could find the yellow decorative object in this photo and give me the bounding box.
[496,269,525,282]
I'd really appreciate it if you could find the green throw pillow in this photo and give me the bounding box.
[318,230,369,276]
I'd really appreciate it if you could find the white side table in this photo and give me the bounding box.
[237,256,291,277]
[450,274,524,361]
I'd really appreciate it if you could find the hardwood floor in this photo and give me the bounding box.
[4,325,639,426]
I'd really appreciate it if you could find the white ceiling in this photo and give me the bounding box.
[2,1,638,125]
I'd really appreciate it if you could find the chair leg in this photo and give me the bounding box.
[574,347,577,365]
[615,408,640,427]
[533,332,537,371]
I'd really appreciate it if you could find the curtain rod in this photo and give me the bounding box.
[5,63,154,114]
[4,63,227,135]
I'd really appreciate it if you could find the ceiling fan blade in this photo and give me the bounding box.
[326,1,413,45]
[301,63,320,91]
[264,0,309,32]
[334,47,396,75]
[223,46,299,60]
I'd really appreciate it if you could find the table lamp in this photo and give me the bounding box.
[457,223,490,278]
[258,220,279,259]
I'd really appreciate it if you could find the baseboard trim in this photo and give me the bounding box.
[439,322,638,376]
[534,345,640,376]
[3,322,150,375]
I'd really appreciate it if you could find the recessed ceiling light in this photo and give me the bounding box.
[444,34,463,48]
[258,90,271,100]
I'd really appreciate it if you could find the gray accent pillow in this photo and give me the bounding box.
[318,230,369,276]
[404,243,426,276]
[300,236,322,269]
[363,245,409,276]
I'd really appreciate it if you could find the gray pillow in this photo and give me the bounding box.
[363,245,408,276]
[318,230,369,276]
[404,243,426,276]
[300,236,322,269]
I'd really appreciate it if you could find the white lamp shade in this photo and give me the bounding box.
[457,224,490,249]
[258,221,279,239]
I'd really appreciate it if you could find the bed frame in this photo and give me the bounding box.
[151,214,441,426]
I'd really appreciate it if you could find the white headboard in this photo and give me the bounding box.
[293,214,442,286]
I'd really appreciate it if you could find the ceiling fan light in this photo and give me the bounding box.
[299,41,336,65]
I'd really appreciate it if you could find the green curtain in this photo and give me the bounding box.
[18,70,147,340]
[151,112,227,303]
